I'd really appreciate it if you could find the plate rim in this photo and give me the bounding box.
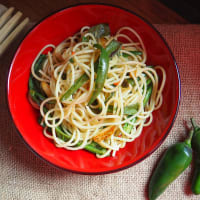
[7,2,181,175]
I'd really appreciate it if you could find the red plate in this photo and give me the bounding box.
[7,4,180,174]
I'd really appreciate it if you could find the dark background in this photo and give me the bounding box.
[160,0,200,23]
[2,0,199,24]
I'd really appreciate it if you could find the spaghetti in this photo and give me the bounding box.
[29,24,166,158]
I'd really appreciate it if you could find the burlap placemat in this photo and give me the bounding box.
[0,6,200,200]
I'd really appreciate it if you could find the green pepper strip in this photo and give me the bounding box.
[55,126,107,155]
[88,23,110,39]
[126,78,135,87]
[106,104,139,115]
[146,65,155,68]
[126,76,152,88]
[69,58,74,63]
[82,23,110,42]
[122,51,142,57]
[105,83,152,133]
[29,89,46,103]
[123,83,153,133]
[105,92,114,104]
[60,73,89,101]
[34,54,47,75]
[143,85,153,107]
[91,41,121,103]
[94,40,121,72]
[61,40,121,102]
[82,36,89,42]
[88,44,109,105]
[28,55,47,105]
[191,118,200,195]
[107,82,152,115]
[124,104,139,116]
[105,40,121,57]
[123,118,137,133]
[29,55,47,92]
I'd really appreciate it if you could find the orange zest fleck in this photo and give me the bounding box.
[94,50,100,62]
[113,81,120,86]
[130,71,137,78]
[86,82,90,90]
[99,37,107,48]
[93,126,116,143]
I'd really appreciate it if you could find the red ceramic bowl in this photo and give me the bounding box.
[7,4,180,174]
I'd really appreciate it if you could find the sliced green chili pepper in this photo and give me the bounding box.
[122,83,152,132]
[107,82,152,114]
[61,73,89,101]
[103,82,152,133]
[55,126,107,155]
[28,75,35,90]
[88,44,109,105]
[29,75,45,96]
[105,40,121,57]
[101,103,138,115]
[88,23,110,39]
[82,36,89,42]
[82,23,110,42]
[123,118,136,133]
[146,78,152,86]
[125,77,151,88]
[33,54,47,75]
[126,78,135,87]
[148,130,193,200]
[29,89,46,102]
[191,118,200,195]
[94,40,121,72]
[29,90,41,105]
[29,54,47,92]
[69,58,74,63]
[124,104,139,115]
[107,105,114,113]
[105,92,114,104]
[143,85,153,107]
[84,141,107,155]
[147,65,154,68]
[28,55,47,104]
[122,50,142,58]
[62,40,120,103]
[38,115,46,127]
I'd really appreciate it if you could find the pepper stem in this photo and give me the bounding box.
[191,118,199,131]
[184,129,194,147]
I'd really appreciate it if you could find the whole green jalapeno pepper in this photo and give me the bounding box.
[148,130,193,200]
[191,118,200,195]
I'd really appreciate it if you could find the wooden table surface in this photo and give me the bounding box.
[1,0,188,24]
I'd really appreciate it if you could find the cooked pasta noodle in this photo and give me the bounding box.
[29,24,166,158]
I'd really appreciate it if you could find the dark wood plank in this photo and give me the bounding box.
[1,0,188,24]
